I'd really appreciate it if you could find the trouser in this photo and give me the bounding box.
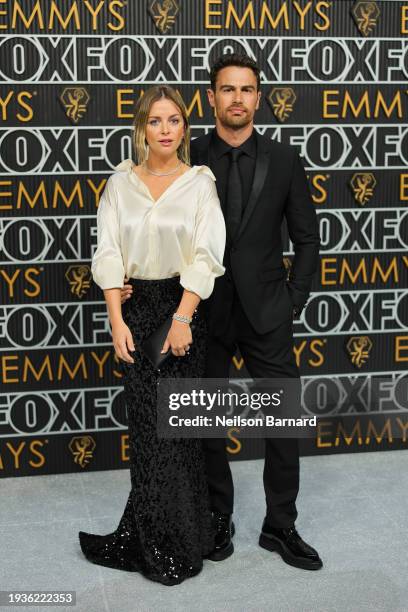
[203,288,300,528]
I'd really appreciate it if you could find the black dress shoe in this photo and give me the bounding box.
[259,519,323,570]
[205,513,235,562]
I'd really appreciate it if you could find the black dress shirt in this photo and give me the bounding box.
[209,129,257,215]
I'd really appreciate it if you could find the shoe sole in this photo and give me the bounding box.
[206,522,235,562]
[258,533,323,570]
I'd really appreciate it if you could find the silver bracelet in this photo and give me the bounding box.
[172,313,192,324]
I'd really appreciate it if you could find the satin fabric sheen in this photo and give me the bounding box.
[91,159,226,299]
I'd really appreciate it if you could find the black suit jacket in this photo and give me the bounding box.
[190,129,320,335]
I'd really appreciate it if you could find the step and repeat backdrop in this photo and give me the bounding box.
[1,0,408,477]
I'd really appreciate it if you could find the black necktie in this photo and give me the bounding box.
[226,148,243,244]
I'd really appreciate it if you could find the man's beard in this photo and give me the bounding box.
[219,111,252,130]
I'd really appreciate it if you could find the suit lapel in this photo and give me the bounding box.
[234,132,271,242]
[191,132,212,166]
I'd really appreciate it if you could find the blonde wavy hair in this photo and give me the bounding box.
[132,85,191,165]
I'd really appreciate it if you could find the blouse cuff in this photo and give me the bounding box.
[92,257,125,290]
[180,259,225,300]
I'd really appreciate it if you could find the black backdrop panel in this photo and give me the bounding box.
[1,1,407,477]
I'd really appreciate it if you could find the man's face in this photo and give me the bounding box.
[207,66,261,129]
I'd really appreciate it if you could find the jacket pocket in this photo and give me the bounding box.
[258,266,287,282]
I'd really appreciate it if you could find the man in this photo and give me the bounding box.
[121,53,322,570]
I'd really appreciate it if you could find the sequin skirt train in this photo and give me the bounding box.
[78,276,215,586]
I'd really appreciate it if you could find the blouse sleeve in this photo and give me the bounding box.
[91,176,125,290]
[180,175,226,300]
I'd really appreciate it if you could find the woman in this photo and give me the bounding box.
[78,85,226,586]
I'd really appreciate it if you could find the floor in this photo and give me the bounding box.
[1,450,407,612]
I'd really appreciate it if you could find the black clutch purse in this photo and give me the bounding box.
[141,314,173,370]
[141,315,197,370]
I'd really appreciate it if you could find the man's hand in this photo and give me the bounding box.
[120,275,133,304]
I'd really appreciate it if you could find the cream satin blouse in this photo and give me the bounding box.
[91,159,226,300]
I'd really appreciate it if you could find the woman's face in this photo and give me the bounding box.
[145,98,185,158]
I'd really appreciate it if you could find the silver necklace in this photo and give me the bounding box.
[143,159,183,176]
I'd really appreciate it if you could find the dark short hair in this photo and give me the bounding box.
[210,53,261,92]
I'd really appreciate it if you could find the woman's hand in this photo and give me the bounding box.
[112,319,135,363]
[120,276,133,305]
[162,321,192,357]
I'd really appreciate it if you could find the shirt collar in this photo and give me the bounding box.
[211,128,257,160]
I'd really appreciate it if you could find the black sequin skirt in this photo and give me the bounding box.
[79,276,215,586]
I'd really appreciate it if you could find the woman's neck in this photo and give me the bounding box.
[144,153,181,173]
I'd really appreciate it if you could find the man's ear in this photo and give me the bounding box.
[256,90,261,109]
[207,87,215,107]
